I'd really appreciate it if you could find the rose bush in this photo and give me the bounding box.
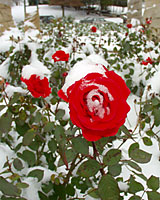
[58,60,130,141]
[21,74,51,98]
[52,50,69,62]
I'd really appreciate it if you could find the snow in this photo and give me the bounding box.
[61,55,108,94]
[4,84,27,98]
[21,60,51,80]
[0,2,159,200]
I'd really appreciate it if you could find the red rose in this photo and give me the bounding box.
[91,26,97,33]
[21,74,51,98]
[52,50,69,62]
[141,61,148,65]
[58,69,130,141]
[146,20,152,24]
[62,72,68,77]
[127,24,132,28]
[146,57,153,64]
[141,57,153,65]
[146,18,152,24]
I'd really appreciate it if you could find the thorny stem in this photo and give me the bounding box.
[63,154,81,185]
[2,83,9,107]
[92,141,99,159]
[92,142,105,175]
[140,188,148,200]
[36,142,46,165]
[55,98,61,114]
[6,157,14,175]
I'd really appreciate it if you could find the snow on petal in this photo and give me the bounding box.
[62,54,108,94]
[21,60,51,80]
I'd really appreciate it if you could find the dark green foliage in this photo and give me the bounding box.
[0,15,159,200]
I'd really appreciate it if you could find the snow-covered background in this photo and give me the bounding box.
[0,2,160,200]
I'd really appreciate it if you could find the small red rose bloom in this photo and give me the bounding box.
[139,29,145,33]
[21,74,51,98]
[62,72,68,77]
[146,20,152,24]
[141,57,153,65]
[91,26,97,32]
[146,18,152,24]
[127,24,132,28]
[52,50,69,62]
[146,57,153,64]
[58,69,130,141]
[141,61,148,65]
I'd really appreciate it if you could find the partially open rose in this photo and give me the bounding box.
[52,50,69,62]
[58,57,130,141]
[21,74,51,98]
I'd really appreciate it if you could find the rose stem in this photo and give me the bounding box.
[92,141,99,159]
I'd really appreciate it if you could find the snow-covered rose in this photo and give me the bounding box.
[58,56,130,141]
[52,50,69,62]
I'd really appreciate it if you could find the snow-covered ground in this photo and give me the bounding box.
[0,3,160,200]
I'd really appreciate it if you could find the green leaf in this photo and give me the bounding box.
[0,111,12,133]
[65,184,75,196]
[22,129,36,146]
[0,105,5,111]
[131,171,147,181]
[28,169,44,182]
[55,109,65,120]
[15,122,30,136]
[77,159,101,178]
[152,97,160,106]
[143,104,152,112]
[98,174,120,200]
[95,137,112,154]
[125,160,142,172]
[103,149,121,166]
[120,125,132,137]
[9,93,21,104]
[142,137,153,146]
[129,195,141,200]
[72,137,89,155]
[13,158,23,171]
[152,109,160,126]
[43,122,54,132]
[0,176,21,197]
[44,152,56,171]
[147,175,159,191]
[38,191,48,200]
[18,150,36,167]
[129,143,152,163]
[53,184,66,199]
[147,191,160,200]
[129,176,144,194]
[146,129,154,136]
[48,139,57,153]
[41,182,53,194]
[108,164,121,177]
[58,148,76,167]
[19,110,27,121]
[34,111,42,123]
[88,188,100,199]
[54,125,66,145]
[16,182,29,189]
